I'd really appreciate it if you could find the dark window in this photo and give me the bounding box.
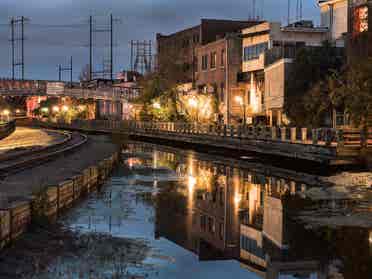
[247,90,251,105]
[200,215,207,231]
[194,56,198,72]
[221,49,225,67]
[210,52,217,69]
[219,223,224,240]
[243,42,268,61]
[202,55,208,70]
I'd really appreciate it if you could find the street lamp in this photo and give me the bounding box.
[52,106,60,113]
[62,105,69,112]
[2,109,10,122]
[153,102,161,109]
[235,95,246,126]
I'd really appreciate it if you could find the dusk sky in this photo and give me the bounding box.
[0,0,320,81]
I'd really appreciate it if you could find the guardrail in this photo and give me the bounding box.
[64,120,371,148]
[33,119,371,164]
[0,120,15,140]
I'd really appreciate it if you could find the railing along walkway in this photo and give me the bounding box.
[36,120,372,164]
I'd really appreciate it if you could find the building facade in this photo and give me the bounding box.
[195,33,245,124]
[156,19,260,85]
[319,0,348,46]
[241,21,328,126]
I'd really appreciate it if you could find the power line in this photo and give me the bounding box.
[10,16,29,80]
[58,56,73,86]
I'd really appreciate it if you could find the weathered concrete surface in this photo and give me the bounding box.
[0,135,117,204]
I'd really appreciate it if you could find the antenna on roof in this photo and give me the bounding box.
[287,0,291,25]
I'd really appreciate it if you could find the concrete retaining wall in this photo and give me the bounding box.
[0,151,119,249]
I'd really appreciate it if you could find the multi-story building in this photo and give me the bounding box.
[319,0,348,46]
[347,0,372,59]
[156,19,260,85]
[241,21,328,126]
[195,33,246,124]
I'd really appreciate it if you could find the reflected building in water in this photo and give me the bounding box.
[124,142,372,279]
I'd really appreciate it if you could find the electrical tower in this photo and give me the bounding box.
[10,16,29,80]
[58,56,73,87]
[89,14,116,81]
[130,40,152,75]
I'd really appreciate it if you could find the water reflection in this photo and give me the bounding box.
[124,142,372,279]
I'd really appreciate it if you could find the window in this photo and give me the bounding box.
[210,52,217,69]
[200,215,207,231]
[353,6,369,36]
[201,55,208,70]
[208,217,215,233]
[243,42,268,61]
[221,49,225,67]
[247,90,251,105]
[193,34,200,44]
[194,56,198,72]
[220,83,225,103]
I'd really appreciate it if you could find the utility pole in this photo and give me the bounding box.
[288,0,291,26]
[10,16,28,80]
[110,13,113,80]
[89,15,93,81]
[11,18,15,80]
[58,56,73,87]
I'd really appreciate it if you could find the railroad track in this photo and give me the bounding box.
[0,131,88,178]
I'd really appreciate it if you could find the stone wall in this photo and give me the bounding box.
[0,152,119,249]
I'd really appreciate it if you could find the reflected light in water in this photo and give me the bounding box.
[234,193,242,206]
[369,231,372,244]
[188,175,197,193]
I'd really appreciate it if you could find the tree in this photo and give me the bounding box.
[329,58,372,146]
[284,41,344,126]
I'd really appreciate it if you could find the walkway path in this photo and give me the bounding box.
[0,127,67,155]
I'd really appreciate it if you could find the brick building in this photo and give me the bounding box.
[195,33,245,124]
[156,19,260,84]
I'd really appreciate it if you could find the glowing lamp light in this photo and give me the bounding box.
[41,107,49,113]
[188,175,197,192]
[15,109,21,114]
[234,193,242,206]
[153,102,161,109]
[235,96,244,106]
[188,98,198,108]
[78,105,86,111]
[62,105,69,112]
[2,110,10,116]
[52,106,60,113]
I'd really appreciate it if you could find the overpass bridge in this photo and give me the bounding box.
[0,79,137,102]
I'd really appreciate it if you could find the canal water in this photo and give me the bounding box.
[37,141,372,279]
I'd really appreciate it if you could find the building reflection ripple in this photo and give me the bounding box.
[123,142,372,279]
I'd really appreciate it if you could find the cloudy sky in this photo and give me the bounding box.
[0,0,320,81]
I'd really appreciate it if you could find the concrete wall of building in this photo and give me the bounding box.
[320,0,348,45]
[264,59,293,126]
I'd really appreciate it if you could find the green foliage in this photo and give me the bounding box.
[284,42,344,126]
[329,58,372,130]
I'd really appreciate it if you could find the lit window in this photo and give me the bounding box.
[210,52,217,69]
[353,6,369,36]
